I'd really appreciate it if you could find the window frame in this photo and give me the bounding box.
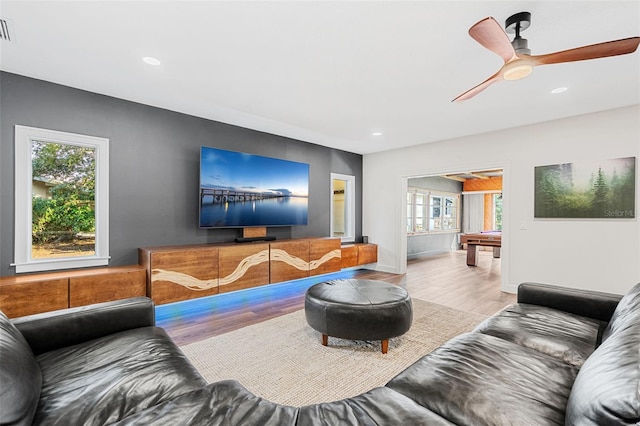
[407,187,460,235]
[14,125,110,273]
[414,193,427,232]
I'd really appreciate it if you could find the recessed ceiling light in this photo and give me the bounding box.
[372,132,383,136]
[142,56,161,66]
[551,87,568,94]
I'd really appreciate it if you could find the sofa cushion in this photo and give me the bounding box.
[110,380,299,426]
[33,326,207,426]
[298,387,455,425]
[602,282,640,341]
[0,311,42,426]
[386,332,578,426]
[474,303,601,366]
[565,322,640,425]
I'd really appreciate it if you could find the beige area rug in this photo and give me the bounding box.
[180,299,487,407]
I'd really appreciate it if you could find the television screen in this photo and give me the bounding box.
[199,146,309,228]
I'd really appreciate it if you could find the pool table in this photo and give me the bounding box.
[460,231,501,266]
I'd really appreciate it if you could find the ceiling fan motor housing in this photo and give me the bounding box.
[506,11,532,55]
[511,37,531,55]
[505,12,531,33]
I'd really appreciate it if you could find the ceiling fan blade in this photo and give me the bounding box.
[468,17,518,63]
[530,37,640,65]
[452,70,503,102]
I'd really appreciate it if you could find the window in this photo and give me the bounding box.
[14,126,109,273]
[330,173,355,243]
[407,188,459,234]
[429,195,442,230]
[493,193,503,230]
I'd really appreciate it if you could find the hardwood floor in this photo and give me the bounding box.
[403,250,514,316]
[160,249,515,346]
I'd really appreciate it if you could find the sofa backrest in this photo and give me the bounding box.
[13,297,156,355]
[565,282,640,426]
[0,310,43,426]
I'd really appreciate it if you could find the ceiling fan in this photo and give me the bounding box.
[452,11,640,102]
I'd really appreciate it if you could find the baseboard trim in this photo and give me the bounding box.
[372,263,402,274]
[407,249,448,260]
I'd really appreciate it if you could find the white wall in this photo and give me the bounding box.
[363,105,640,295]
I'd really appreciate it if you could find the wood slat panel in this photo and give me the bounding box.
[138,248,151,294]
[149,247,219,305]
[270,240,310,282]
[357,243,378,265]
[218,243,270,293]
[463,176,502,192]
[484,193,493,230]
[69,267,146,307]
[0,277,68,318]
[340,245,358,268]
[309,238,341,276]
[243,227,267,238]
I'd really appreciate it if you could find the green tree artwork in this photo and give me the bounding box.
[534,157,636,219]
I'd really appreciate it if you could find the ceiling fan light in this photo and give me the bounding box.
[503,63,533,81]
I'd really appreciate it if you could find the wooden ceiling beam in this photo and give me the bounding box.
[443,175,467,182]
[467,173,489,179]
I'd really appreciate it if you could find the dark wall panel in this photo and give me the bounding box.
[0,72,362,276]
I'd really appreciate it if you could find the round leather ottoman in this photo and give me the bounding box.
[304,279,413,354]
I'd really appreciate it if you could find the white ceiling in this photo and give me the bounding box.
[1,1,639,155]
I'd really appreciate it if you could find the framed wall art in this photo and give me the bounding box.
[534,156,636,219]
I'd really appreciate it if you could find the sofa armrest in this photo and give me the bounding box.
[12,297,155,355]
[517,282,621,323]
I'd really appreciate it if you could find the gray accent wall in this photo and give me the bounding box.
[0,72,362,276]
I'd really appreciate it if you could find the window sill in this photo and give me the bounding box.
[407,230,461,236]
[12,256,110,274]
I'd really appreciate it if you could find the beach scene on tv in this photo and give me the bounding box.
[199,147,309,228]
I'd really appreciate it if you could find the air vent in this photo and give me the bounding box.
[1,18,12,41]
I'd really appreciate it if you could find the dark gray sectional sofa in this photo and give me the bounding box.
[1,281,638,425]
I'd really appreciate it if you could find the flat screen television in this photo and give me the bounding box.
[199,146,309,228]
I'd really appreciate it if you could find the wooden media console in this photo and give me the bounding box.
[0,238,377,316]
[139,238,376,305]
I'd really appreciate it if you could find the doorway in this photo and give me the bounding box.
[402,166,508,291]
[330,173,355,243]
